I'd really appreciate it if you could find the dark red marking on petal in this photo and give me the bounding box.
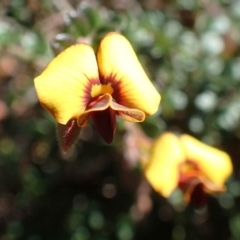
[99,72,118,84]
[82,77,101,107]
[90,107,116,143]
[57,119,81,153]
[82,74,123,109]
[99,73,122,102]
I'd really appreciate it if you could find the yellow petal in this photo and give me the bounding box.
[143,132,185,197]
[181,134,233,186]
[34,44,99,124]
[97,32,161,116]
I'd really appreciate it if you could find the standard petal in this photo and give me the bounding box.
[181,134,233,186]
[97,32,161,116]
[34,44,99,124]
[143,132,185,197]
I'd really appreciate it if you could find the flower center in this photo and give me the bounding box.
[91,83,114,98]
[178,161,206,207]
[178,160,225,207]
[179,161,197,175]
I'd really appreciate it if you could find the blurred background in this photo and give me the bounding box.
[0,0,240,239]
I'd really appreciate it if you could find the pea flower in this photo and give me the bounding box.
[143,132,232,208]
[34,32,160,151]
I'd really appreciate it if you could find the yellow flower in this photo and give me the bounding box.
[143,132,233,207]
[34,32,161,150]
